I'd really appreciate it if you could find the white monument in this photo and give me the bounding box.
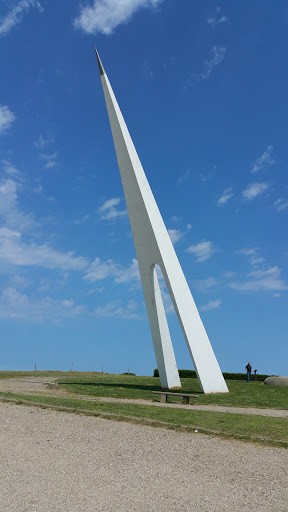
[95,49,228,394]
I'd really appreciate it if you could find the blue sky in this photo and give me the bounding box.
[0,0,287,377]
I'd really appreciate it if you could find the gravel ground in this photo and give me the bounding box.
[0,401,287,512]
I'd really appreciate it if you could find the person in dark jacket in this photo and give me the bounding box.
[245,362,252,382]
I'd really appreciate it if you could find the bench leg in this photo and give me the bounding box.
[182,396,189,404]
[160,393,167,403]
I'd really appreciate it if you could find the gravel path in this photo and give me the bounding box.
[1,377,287,418]
[0,401,287,512]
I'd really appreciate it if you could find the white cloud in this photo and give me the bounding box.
[177,169,191,186]
[84,257,120,282]
[236,248,256,256]
[0,0,43,37]
[0,176,36,231]
[0,227,88,271]
[250,256,265,266]
[199,299,222,312]
[217,186,233,206]
[242,182,270,200]
[73,214,90,225]
[168,229,185,245]
[236,248,265,267]
[229,266,288,292]
[170,215,182,223]
[0,105,15,134]
[186,240,216,262]
[84,257,140,284]
[274,198,288,213]
[98,197,127,220]
[251,145,274,173]
[115,258,140,283]
[1,160,20,177]
[0,285,140,322]
[0,287,84,322]
[33,134,53,150]
[207,15,228,27]
[194,277,219,292]
[94,300,139,319]
[74,0,162,35]
[200,46,226,80]
[40,152,58,169]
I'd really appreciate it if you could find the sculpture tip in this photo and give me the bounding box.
[94,47,104,76]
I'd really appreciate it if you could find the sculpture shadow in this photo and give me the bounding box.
[61,381,202,394]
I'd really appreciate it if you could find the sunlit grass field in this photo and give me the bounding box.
[1,371,286,409]
[56,372,288,410]
[1,372,287,447]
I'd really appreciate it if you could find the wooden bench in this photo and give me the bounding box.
[152,391,199,404]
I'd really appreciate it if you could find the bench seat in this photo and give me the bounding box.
[152,391,199,404]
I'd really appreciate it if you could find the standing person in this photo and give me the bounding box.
[245,362,252,383]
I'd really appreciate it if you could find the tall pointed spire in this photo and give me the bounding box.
[94,47,104,76]
[95,50,228,393]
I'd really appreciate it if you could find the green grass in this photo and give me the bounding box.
[1,392,287,448]
[1,371,287,410]
[56,373,288,410]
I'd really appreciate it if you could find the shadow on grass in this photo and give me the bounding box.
[59,381,202,394]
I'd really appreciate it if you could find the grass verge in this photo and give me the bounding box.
[56,374,288,410]
[1,392,287,448]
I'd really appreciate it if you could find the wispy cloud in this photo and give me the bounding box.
[0,105,15,134]
[217,186,233,206]
[186,240,216,262]
[236,248,257,256]
[0,287,84,322]
[0,286,140,322]
[207,6,228,28]
[83,257,119,282]
[115,258,140,283]
[236,248,265,267]
[199,165,216,184]
[33,134,53,150]
[207,15,228,27]
[242,182,270,200]
[0,175,36,231]
[229,266,288,293]
[0,0,43,37]
[200,46,226,80]
[0,227,88,272]
[74,0,162,35]
[168,229,185,245]
[73,214,90,225]
[251,145,274,174]
[250,256,265,265]
[34,136,58,168]
[199,298,221,312]
[94,300,139,319]
[98,197,127,220]
[194,277,219,292]
[1,160,21,177]
[274,198,288,213]
[177,169,191,186]
[39,152,58,169]
[84,257,140,284]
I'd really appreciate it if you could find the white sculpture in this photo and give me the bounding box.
[95,49,228,394]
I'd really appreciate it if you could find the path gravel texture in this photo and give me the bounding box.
[0,401,288,512]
